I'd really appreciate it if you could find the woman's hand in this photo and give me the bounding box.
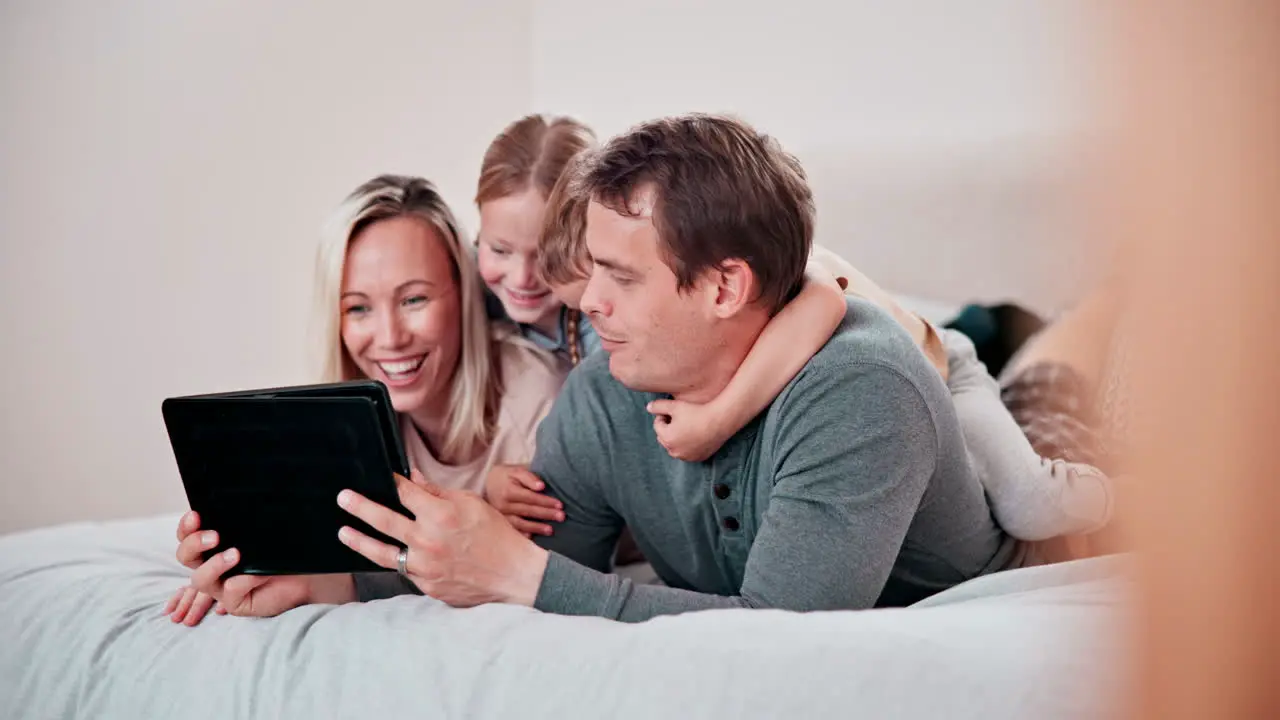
[164,512,224,626]
[483,464,564,537]
[647,398,732,462]
[162,584,225,626]
[338,470,549,608]
[171,510,353,623]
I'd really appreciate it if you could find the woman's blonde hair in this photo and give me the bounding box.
[311,174,500,461]
[475,114,596,206]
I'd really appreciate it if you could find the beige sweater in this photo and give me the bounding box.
[399,334,564,496]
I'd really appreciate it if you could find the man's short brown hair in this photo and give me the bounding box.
[578,113,814,314]
[536,150,593,287]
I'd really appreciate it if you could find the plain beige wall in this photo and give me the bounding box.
[531,0,1093,313]
[0,1,532,532]
[1,1,1087,533]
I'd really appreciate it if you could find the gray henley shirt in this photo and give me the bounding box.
[353,297,1029,620]
[528,296,1028,622]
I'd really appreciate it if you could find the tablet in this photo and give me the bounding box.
[162,380,413,576]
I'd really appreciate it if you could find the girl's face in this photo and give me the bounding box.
[476,188,563,329]
[339,215,462,418]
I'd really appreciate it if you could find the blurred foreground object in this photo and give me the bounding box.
[1102,0,1280,717]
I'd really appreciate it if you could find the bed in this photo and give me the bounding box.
[0,512,1128,719]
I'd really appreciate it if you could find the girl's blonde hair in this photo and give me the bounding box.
[475,113,596,206]
[311,174,500,461]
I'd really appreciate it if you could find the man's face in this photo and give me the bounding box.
[579,197,710,394]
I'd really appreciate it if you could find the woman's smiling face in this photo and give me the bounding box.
[339,215,462,417]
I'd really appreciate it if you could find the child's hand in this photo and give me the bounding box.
[647,398,731,462]
[483,464,564,537]
[162,584,226,627]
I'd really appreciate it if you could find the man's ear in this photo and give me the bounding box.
[708,259,756,319]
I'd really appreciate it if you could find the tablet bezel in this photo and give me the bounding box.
[171,379,409,477]
[162,380,413,575]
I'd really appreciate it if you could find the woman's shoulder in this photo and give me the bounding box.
[491,332,567,425]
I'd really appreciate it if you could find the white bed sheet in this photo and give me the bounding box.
[0,513,1128,719]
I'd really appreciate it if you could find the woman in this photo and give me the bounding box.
[165,174,565,625]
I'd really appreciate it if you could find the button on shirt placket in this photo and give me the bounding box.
[709,440,750,563]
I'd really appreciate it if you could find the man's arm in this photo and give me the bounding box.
[532,361,939,622]
[352,570,420,601]
[528,367,626,575]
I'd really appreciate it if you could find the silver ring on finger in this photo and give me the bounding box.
[396,547,409,577]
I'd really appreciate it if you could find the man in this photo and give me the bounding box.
[516,114,1027,621]
[181,114,1026,623]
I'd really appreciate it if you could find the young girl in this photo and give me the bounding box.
[506,160,1116,545]
[472,113,601,368]
[469,114,607,535]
